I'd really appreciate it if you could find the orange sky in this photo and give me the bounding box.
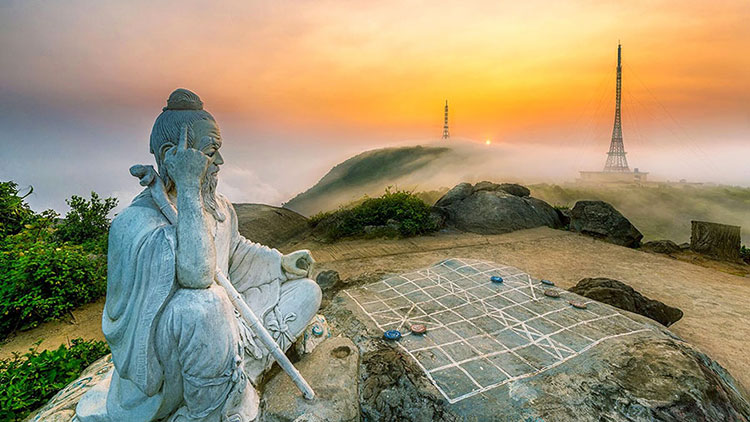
[1,0,748,143]
[1,0,750,211]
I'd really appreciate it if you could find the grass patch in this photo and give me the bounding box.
[310,189,438,241]
[0,338,110,421]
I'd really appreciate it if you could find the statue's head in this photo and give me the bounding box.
[150,89,226,221]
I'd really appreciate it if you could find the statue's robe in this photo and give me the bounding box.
[81,190,314,421]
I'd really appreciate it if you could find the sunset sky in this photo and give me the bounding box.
[1,0,749,211]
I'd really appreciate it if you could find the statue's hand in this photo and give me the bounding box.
[164,124,210,190]
[281,250,315,280]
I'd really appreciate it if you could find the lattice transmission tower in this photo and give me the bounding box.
[442,100,450,140]
[603,43,630,172]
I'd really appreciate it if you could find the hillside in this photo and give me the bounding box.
[284,145,458,216]
[282,145,750,245]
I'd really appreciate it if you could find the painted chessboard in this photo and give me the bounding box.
[345,258,648,404]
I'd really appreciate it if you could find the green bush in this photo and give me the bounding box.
[0,338,109,421]
[741,245,750,264]
[56,192,118,253]
[0,181,114,339]
[311,189,438,241]
[0,237,106,336]
[0,182,37,237]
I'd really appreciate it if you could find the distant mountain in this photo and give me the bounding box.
[284,145,459,216]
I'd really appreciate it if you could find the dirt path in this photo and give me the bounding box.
[0,298,105,360]
[285,227,750,391]
[3,227,748,392]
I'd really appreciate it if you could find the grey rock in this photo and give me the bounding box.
[570,200,643,248]
[316,270,341,293]
[261,337,360,422]
[322,267,749,422]
[555,207,571,227]
[234,203,310,248]
[641,239,682,254]
[433,182,562,234]
[569,277,683,326]
[691,220,742,260]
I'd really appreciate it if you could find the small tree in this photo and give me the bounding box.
[0,181,36,237]
[56,192,118,249]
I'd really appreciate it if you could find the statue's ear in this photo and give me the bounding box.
[158,142,174,162]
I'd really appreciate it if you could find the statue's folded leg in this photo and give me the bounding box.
[244,278,322,383]
[156,284,259,422]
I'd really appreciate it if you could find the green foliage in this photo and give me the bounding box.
[741,245,750,264]
[0,237,106,336]
[56,192,118,253]
[0,181,114,339]
[0,182,37,237]
[311,189,438,241]
[0,338,109,421]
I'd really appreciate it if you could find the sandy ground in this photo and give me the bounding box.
[0,298,105,360]
[2,227,748,392]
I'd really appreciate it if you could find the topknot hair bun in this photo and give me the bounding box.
[163,88,204,111]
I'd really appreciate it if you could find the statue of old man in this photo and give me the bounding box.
[77,89,322,422]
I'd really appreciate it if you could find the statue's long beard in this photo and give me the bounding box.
[202,171,226,222]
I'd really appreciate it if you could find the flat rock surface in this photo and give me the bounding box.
[261,336,360,422]
[284,227,750,394]
[328,258,749,421]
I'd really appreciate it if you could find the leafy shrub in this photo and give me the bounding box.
[0,338,109,421]
[56,192,118,253]
[311,189,438,241]
[0,181,114,339]
[0,236,106,336]
[741,245,750,264]
[0,182,36,237]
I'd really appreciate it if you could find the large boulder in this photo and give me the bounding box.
[325,259,749,422]
[568,277,684,327]
[233,203,309,248]
[570,200,643,248]
[433,182,562,234]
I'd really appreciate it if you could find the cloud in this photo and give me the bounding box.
[217,165,284,205]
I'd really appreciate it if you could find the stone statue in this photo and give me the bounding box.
[76,89,322,422]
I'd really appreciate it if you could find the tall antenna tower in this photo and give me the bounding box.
[442,100,450,140]
[603,43,630,172]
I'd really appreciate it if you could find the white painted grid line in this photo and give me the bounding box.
[345,258,650,404]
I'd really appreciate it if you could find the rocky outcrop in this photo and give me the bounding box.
[641,239,682,254]
[260,337,360,422]
[324,263,749,422]
[233,203,309,248]
[570,200,643,248]
[569,277,683,326]
[432,182,562,234]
